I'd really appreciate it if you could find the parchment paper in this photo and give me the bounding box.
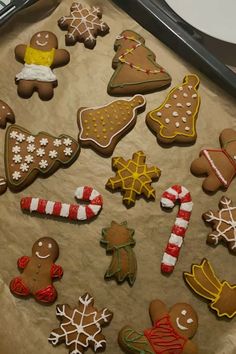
[0,1,236,353]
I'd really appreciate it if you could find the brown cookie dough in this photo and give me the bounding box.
[15,31,70,100]
[0,100,15,129]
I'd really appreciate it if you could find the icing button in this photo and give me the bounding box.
[165,118,170,124]
[182,117,187,123]
[157,112,162,116]
[185,126,190,131]
[183,93,188,97]
[175,122,180,128]
[192,94,197,98]
[173,94,177,99]
[177,103,183,108]
[186,110,192,115]
[186,102,191,107]
[172,111,179,117]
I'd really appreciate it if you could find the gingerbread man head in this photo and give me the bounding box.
[169,303,198,339]
[32,237,59,262]
[30,31,58,51]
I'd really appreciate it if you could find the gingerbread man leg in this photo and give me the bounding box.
[202,174,222,192]
[35,285,57,303]
[37,82,55,101]
[9,277,30,297]
[118,326,155,354]
[17,81,35,99]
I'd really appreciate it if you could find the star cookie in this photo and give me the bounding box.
[106,151,161,207]
[58,2,109,48]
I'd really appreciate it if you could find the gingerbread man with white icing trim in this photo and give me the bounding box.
[119,299,198,354]
[15,31,70,100]
[10,237,63,304]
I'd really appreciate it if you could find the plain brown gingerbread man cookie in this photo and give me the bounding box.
[15,31,70,100]
[10,237,63,304]
[0,99,15,129]
[119,299,198,354]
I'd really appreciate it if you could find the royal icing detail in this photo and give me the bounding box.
[40,138,48,146]
[36,148,45,157]
[161,185,193,273]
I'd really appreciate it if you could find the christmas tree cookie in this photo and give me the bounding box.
[4,125,80,193]
[146,74,200,145]
[106,151,161,207]
[77,95,146,156]
[107,30,171,96]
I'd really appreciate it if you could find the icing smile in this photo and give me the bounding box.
[36,40,48,47]
[176,317,188,331]
[36,251,50,259]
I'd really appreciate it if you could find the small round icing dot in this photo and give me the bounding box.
[102,129,107,133]
[182,117,187,123]
[94,129,97,132]
[175,122,180,128]
[92,117,96,121]
[173,94,177,99]
[185,126,190,131]
[172,111,179,117]
[186,102,191,107]
[183,93,188,97]
[234,156,236,160]
[2,106,5,109]
[157,112,162,117]
[177,103,183,108]
[165,104,171,108]
[192,94,197,98]
[93,123,97,127]
[179,87,183,91]
[186,110,192,115]
[104,135,107,139]
[188,85,193,90]
[165,118,170,124]
[84,120,88,124]
[100,116,104,120]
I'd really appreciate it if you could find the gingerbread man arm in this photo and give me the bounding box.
[182,339,198,354]
[15,44,27,63]
[149,299,168,324]
[51,264,63,279]
[52,49,70,68]
[17,256,30,270]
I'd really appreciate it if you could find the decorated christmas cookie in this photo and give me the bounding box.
[4,124,80,193]
[107,30,171,96]
[119,298,198,354]
[77,95,146,156]
[48,293,113,353]
[101,221,137,286]
[58,2,109,48]
[21,186,103,222]
[184,258,236,318]
[146,74,201,145]
[191,128,236,192]
[106,151,161,207]
[203,196,236,254]
[0,99,15,129]
[15,31,70,100]
[10,237,63,304]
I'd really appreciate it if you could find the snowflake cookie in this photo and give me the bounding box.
[203,196,236,254]
[58,2,109,48]
[48,293,113,354]
[106,151,161,207]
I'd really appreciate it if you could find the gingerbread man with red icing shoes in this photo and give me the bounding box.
[10,237,63,304]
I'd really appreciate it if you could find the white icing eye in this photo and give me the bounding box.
[187,318,194,324]
[181,310,187,316]
[38,241,43,247]
[45,34,49,39]
[37,33,41,38]
[48,243,52,249]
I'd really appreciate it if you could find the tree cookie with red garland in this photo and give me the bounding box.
[10,237,63,304]
[48,293,113,353]
[3,124,80,193]
[107,30,171,96]
[77,95,146,156]
[118,298,198,354]
[0,99,15,129]
[191,128,236,192]
[58,2,109,48]
[146,74,200,145]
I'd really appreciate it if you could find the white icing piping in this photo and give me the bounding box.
[203,150,228,186]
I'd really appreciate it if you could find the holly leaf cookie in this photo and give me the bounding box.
[0,99,15,129]
[106,151,161,207]
[203,196,236,254]
[58,2,109,48]
[107,30,171,96]
[146,74,201,145]
[4,124,80,193]
[48,293,113,353]
[77,95,146,156]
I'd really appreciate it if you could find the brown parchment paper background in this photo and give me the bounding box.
[0,1,236,353]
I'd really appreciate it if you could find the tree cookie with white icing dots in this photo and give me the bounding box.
[4,124,80,193]
[146,74,200,145]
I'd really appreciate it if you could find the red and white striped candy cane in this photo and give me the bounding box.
[160,185,193,273]
[21,186,103,221]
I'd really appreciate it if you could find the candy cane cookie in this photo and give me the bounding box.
[21,186,103,221]
[160,185,193,273]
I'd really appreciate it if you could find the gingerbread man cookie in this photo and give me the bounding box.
[107,30,171,96]
[191,128,236,192]
[58,2,109,48]
[15,31,70,100]
[203,196,236,254]
[48,293,113,353]
[77,95,146,156]
[146,74,200,145]
[0,99,15,129]
[119,299,198,354]
[10,237,63,304]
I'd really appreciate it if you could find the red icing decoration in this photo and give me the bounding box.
[165,243,180,258]
[172,225,186,237]
[69,204,79,220]
[83,186,93,200]
[37,199,47,213]
[85,205,95,219]
[53,202,62,216]
[50,263,63,279]
[21,197,32,210]
[144,315,186,354]
[17,256,30,269]
[10,277,30,296]
[91,195,103,206]
[35,285,57,303]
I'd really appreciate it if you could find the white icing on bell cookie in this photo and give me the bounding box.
[172,111,179,117]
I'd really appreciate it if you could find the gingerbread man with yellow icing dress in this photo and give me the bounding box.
[15,31,70,100]
[10,237,63,304]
